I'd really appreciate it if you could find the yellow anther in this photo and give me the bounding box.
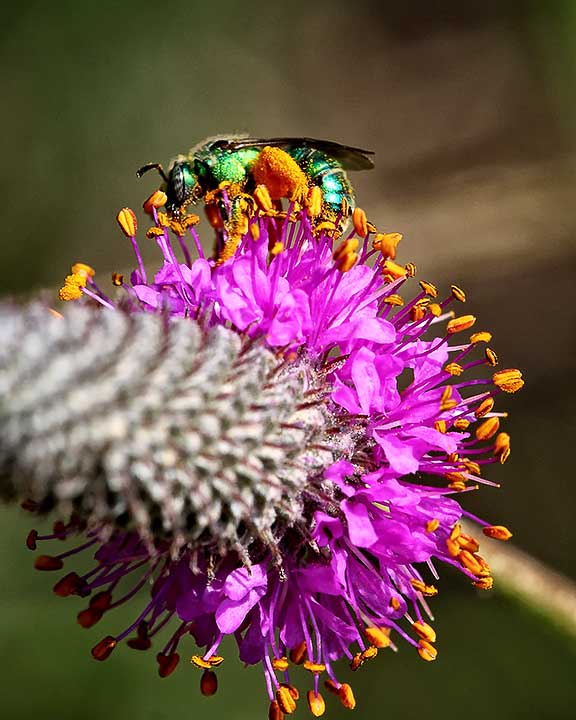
[448,452,459,463]
[270,242,284,256]
[303,661,326,674]
[111,272,124,286]
[276,686,297,715]
[71,263,95,278]
[441,399,458,411]
[272,656,289,672]
[482,525,513,541]
[492,368,524,393]
[307,691,326,717]
[254,184,274,212]
[461,459,481,475]
[58,276,84,302]
[390,597,401,611]
[453,418,470,430]
[470,331,492,344]
[426,519,440,533]
[362,646,378,661]
[445,472,465,486]
[334,238,359,272]
[419,281,438,298]
[446,537,461,557]
[249,223,260,241]
[365,626,391,649]
[493,432,510,455]
[485,348,498,367]
[434,420,447,434]
[428,303,442,317]
[413,621,436,643]
[441,386,453,403]
[410,305,425,322]
[417,640,438,662]
[444,362,464,376]
[367,221,377,233]
[475,416,500,441]
[306,185,323,218]
[447,314,476,334]
[352,207,368,237]
[281,684,300,701]
[474,397,495,418]
[373,232,402,260]
[473,576,494,590]
[338,683,356,710]
[410,579,438,597]
[405,262,417,277]
[382,259,407,283]
[190,654,223,670]
[289,642,307,665]
[117,208,137,237]
[450,523,461,541]
[384,294,404,306]
[143,190,168,214]
[457,533,480,553]
[147,226,165,238]
[448,480,467,491]
[451,285,466,302]
[458,550,485,576]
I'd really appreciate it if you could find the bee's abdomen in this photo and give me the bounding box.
[288,148,355,218]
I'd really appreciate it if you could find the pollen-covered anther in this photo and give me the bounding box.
[71,263,95,279]
[384,294,404,306]
[116,208,137,237]
[483,525,513,541]
[146,226,165,239]
[276,686,297,714]
[272,657,289,672]
[306,185,323,218]
[410,305,425,322]
[382,259,407,283]
[390,597,401,611]
[34,555,64,571]
[434,420,447,434]
[59,273,87,302]
[254,184,274,212]
[143,190,168,214]
[410,579,438,597]
[111,271,124,286]
[191,654,224,670]
[419,280,438,298]
[413,621,437,643]
[200,669,218,696]
[350,648,377,671]
[426,519,440,533]
[269,700,284,720]
[270,242,284,256]
[352,207,368,237]
[417,640,437,662]
[475,416,500,441]
[492,368,524,393]
[303,660,326,674]
[475,397,495,418]
[473,576,494,590]
[447,314,476,334]
[485,348,498,367]
[459,550,488,577]
[373,231,402,259]
[454,418,470,430]
[451,285,466,302]
[307,691,326,717]
[333,238,359,272]
[457,533,480,553]
[156,652,180,678]
[365,626,391,648]
[405,262,417,277]
[444,362,464,376]
[428,303,442,317]
[289,642,307,665]
[91,636,117,661]
[493,432,511,463]
[339,684,356,710]
[470,331,492,344]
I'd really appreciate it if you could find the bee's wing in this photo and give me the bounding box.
[224,137,375,171]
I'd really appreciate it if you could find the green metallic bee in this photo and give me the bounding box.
[137,135,375,262]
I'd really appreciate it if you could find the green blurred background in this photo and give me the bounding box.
[1,1,575,717]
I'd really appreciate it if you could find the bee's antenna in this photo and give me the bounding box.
[136,163,168,183]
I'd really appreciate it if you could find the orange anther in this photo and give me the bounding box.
[338,683,356,710]
[390,596,401,611]
[303,660,326,674]
[71,263,95,278]
[426,519,440,533]
[289,642,307,665]
[307,691,326,717]
[453,418,470,430]
[143,190,168,214]
[485,348,498,367]
[111,272,124,286]
[428,303,442,317]
[492,368,524,393]
[91,636,117,661]
[269,700,285,720]
[413,621,436,643]
[272,656,289,672]
[419,281,438,298]
[384,293,404,306]
[116,208,137,237]
[410,305,425,322]
[34,555,63,571]
[475,416,500,441]
[373,231,402,260]
[444,362,464,376]
[447,314,476,334]
[458,550,484,576]
[405,262,417,277]
[254,184,274,212]
[482,525,513,541]
[365,626,391,649]
[410,579,438,597]
[470,331,492,344]
[276,685,297,714]
[457,533,480,553]
[352,207,368,237]
[306,185,323,218]
[474,397,494,418]
[417,640,437,662]
[451,285,466,302]
[382,259,407,283]
[200,669,218,696]
[446,538,460,557]
[473,576,494,590]
[434,420,447,434]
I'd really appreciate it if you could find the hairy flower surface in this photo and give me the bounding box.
[1,189,523,717]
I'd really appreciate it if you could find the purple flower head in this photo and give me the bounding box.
[4,185,524,719]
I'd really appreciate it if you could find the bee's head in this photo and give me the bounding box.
[165,159,201,216]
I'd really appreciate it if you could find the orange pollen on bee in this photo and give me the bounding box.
[492,368,524,393]
[254,184,274,212]
[352,207,369,237]
[483,525,513,541]
[447,314,476,334]
[116,207,137,237]
[252,146,308,202]
[307,691,326,717]
[373,231,402,260]
[306,185,323,218]
[475,397,495,418]
[475,416,500,441]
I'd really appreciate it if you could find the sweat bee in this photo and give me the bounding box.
[137,135,375,262]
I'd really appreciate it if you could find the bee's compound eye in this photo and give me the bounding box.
[169,163,188,206]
